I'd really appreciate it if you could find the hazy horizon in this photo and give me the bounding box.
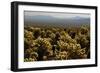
[24,11,90,27]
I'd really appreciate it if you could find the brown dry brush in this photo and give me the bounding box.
[24,25,90,62]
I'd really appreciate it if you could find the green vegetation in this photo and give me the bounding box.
[24,25,90,62]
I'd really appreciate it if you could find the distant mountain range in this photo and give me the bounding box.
[24,15,90,28]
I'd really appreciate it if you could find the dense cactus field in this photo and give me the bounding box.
[24,25,90,62]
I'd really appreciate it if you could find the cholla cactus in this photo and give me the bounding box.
[57,40,68,51]
[55,51,69,60]
[36,37,52,50]
[33,28,41,39]
[24,58,35,62]
[24,25,90,62]
[80,26,89,35]
[24,30,34,39]
[76,48,87,59]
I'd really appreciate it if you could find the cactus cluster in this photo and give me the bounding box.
[24,25,90,62]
